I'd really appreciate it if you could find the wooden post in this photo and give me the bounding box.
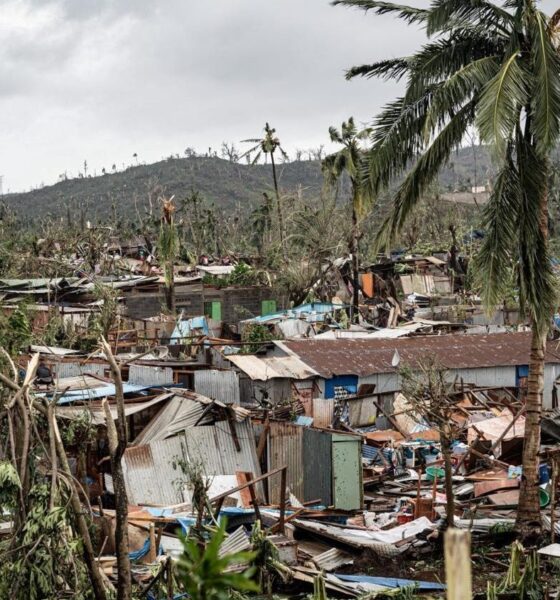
[445,529,472,600]
[279,467,287,535]
[148,523,157,563]
[166,557,174,599]
[246,477,262,524]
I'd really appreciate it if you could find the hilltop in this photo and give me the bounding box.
[4,146,492,223]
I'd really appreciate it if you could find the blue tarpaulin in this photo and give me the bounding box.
[170,316,209,344]
[335,574,446,591]
[241,302,344,325]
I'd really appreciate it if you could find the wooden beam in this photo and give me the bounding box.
[209,466,286,504]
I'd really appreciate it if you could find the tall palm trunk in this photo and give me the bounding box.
[516,326,545,537]
[270,152,286,254]
[516,186,549,538]
[350,204,360,323]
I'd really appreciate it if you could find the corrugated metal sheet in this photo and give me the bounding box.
[220,526,251,557]
[133,395,210,445]
[303,428,332,505]
[123,436,186,505]
[56,382,158,404]
[267,422,304,504]
[312,548,354,572]
[54,362,107,378]
[282,332,560,378]
[227,354,318,381]
[312,399,333,429]
[55,374,107,390]
[57,392,174,425]
[194,369,240,405]
[128,363,174,386]
[183,421,263,495]
[346,396,378,427]
[292,519,400,556]
[30,345,81,356]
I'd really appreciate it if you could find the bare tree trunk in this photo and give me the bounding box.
[165,262,175,314]
[441,430,455,528]
[49,408,108,600]
[101,339,132,600]
[516,325,545,538]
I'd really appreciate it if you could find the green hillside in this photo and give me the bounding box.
[4,146,492,223]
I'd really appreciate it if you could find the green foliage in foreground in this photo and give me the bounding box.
[177,520,259,600]
[0,483,94,600]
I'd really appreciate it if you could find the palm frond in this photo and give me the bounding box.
[423,55,499,140]
[516,137,557,330]
[376,99,475,249]
[476,51,528,156]
[529,9,560,156]
[367,91,436,196]
[426,0,514,37]
[342,117,358,141]
[328,126,343,144]
[331,0,428,24]
[473,150,520,312]
[345,57,410,81]
[405,30,506,102]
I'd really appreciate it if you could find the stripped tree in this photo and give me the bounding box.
[101,338,132,600]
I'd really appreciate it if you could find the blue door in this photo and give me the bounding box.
[325,375,358,399]
[516,365,529,387]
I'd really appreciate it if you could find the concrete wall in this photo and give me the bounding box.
[124,282,277,324]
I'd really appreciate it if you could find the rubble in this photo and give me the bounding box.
[4,250,560,597]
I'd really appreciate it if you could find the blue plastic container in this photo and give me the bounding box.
[539,463,551,484]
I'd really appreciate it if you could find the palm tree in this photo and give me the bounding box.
[334,0,560,538]
[242,123,289,253]
[322,118,372,321]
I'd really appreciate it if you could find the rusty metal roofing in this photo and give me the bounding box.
[123,436,186,505]
[281,332,560,378]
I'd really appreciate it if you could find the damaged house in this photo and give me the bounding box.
[227,331,560,412]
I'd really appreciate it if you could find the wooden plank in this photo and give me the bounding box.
[445,529,472,600]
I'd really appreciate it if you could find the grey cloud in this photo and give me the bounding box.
[2,0,558,192]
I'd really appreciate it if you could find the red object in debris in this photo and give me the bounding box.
[397,513,414,524]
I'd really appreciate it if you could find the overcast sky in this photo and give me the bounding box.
[1,0,557,193]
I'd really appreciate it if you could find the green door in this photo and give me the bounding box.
[332,435,362,511]
[204,301,222,321]
[261,299,277,316]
